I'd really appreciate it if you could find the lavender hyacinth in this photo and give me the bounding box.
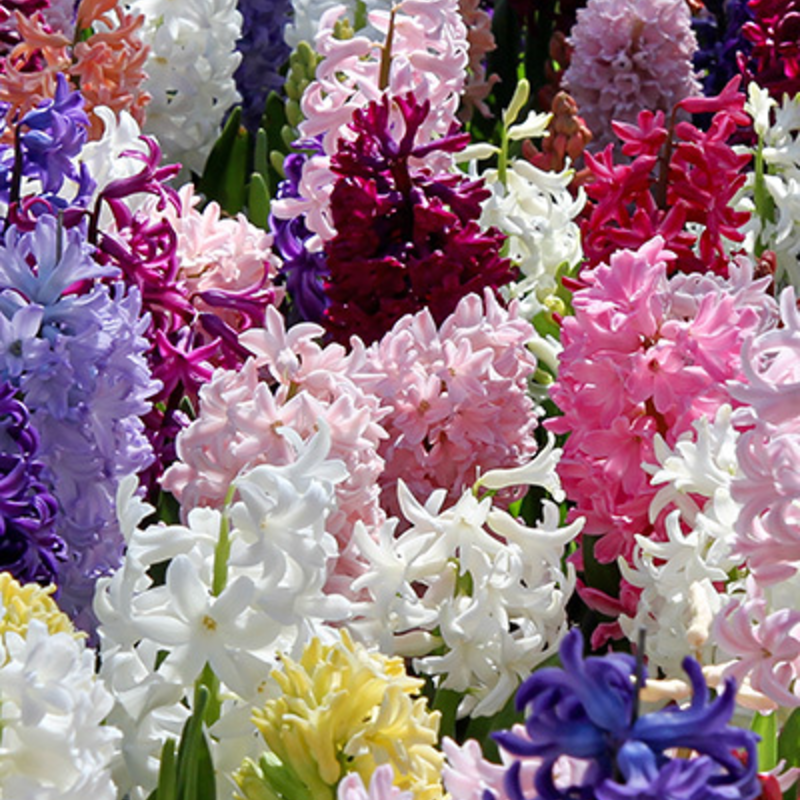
[0,215,159,633]
[234,0,293,130]
[0,380,63,585]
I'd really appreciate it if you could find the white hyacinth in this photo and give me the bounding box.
[619,405,745,674]
[96,423,352,799]
[0,575,120,800]
[128,0,243,176]
[738,84,800,290]
[349,450,582,718]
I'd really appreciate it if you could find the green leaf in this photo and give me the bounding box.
[257,752,315,800]
[247,173,271,230]
[778,707,800,769]
[174,686,216,800]
[431,686,462,743]
[148,738,177,800]
[198,107,250,215]
[460,689,523,761]
[752,710,778,773]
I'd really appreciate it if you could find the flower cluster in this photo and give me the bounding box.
[0,214,158,630]
[563,0,701,149]
[494,629,759,800]
[323,92,513,344]
[548,237,776,644]
[0,0,150,139]
[0,573,120,799]
[350,441,581,718]
[580,78,753,276]
[128,0,243,175]
[237,630,444,800]
[233,0,292,130]
[97,426,354,798]
[359,290,541,516]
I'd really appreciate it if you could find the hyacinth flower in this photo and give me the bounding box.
[236,630,444,800]
[128,0,243,175]
[740,0,800,102]
[548,236,776,647]
[0,380,62,585]
[579,76,753,276]
[0,573,119,798]
[494,629,760,800]
[562,0,701,150]
[323,92,513,344]
[0,0,150,140]
[234,0,292,131]
[89,132,284,492]
[0,214,158,632]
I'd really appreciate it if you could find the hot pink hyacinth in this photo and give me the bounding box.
[549,238,774,599]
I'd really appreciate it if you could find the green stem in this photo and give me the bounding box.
[212,484,236,597]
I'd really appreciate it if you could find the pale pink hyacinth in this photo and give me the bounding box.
[713,577,800,708]
[443,733,586,800]
[729,287,800,582]
[149,184,283,329]
[161,308,388,592]
[273,0,469,243]
[355,290,540,520]
[338,765,414,800]
[563,0,701,148]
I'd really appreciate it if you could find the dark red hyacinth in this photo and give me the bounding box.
[322,92,515,346]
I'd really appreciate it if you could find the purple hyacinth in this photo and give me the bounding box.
[494,629,759,800]
[0,380,63,585]
[0,215,159,633]
[0,74,95,215]
[234,0,292,130]
[270,148,330,323]
[693,0,754,98]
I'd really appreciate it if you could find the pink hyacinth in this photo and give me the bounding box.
[150,184,284,348]
[549,238,774,574]
[563,0,701,149]
[161,308,388,594]
[729,287,800,583]
[355,290,539,519]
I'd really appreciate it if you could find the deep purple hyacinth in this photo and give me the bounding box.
[494,629,760,800]
[270,148,330,324]
[322,92,514,346]
[0,380,63,585]
[234,0,292,130]
[693,0,754,98]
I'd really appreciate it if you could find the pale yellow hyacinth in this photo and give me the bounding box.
[0,571,75,640]
[244,630,444,800]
